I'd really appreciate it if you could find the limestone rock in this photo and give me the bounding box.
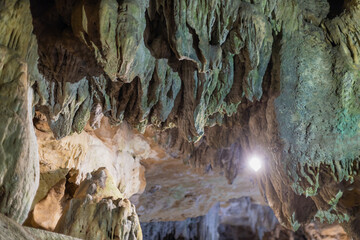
[26,179,67,231]
[0,213,80,240]
[218,197,279,240]
[55,168,142,240]
[141,203,220,240]
[0,0,39,223]
[135,148,263,222]
[25,227,82,240]
[34,116,147,199]
[30,168,70,211]
[25,167,142,240]
[141,197,350,240]
[0,213,36,240]
[253,1,360,237]
[30,0,273,144]
[35,113,262,224]
[304,222,350,240]
[1,0,359,239]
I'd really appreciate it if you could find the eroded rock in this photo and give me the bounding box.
[141,203,220,240]
[135,147,263,222]
[0,213,80,240]
[35,116,147,199]
[26,179,67,231]
[141,197,350,240]
[0,0,39,224]
[55,168,142,240]
[254,1,360,236]
[304,222,350,240]
[0,0,359,239]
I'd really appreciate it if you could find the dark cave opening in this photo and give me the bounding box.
[327,0,345,19]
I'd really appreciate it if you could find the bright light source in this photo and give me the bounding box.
[249,155,262,172]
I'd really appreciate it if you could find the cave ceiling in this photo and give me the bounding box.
[0,0,360,239]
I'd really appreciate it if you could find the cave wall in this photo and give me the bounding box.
[0,213,81,240]
[141,203,219,240]
[254,1,360,236]
[34,116,147,201]
[0,0,360,239]
[0,0,39,224]
[0,0,143,238]
[141,197,350,240]
[28,0,276,185]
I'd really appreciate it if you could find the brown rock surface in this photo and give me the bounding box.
[26,179,67,231]
[34,116,147,200]
[304,222,350,240]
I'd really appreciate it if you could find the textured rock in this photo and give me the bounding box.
[252,1,360,237]
[141,197,350,240]
[29,0,273,148]
[25,227,82,240]
[30,0,155,138]
[142,204,219,240]
[218,197,279,240]
[55,168,142,240]
[24,167,142,239]
[0,213,37,240]
[0,213,80,240]
[134,130,263,222]
[26,178,67,231]
[0,0,39,223]
[0,0,359,239]
[33,112,263,223]
[304,222,350,240]
[30,168,69,211]
[34,116,147,199]
[57,197,142,239]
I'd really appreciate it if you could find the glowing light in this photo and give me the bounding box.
[249,155,262,172]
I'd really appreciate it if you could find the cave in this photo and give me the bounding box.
[0,0,359,240]
[327,0,345,19]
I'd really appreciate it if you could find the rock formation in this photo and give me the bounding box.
[24,167,142,239]
[141,203,220,240]
[0,0,39,224]
[0,213,81,240]
[55,168,142,240]
[0,0,359,239]
[141,197,350,240]
[26,178,67,231]
[34,115,147,199]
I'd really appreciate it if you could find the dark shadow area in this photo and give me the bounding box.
[327,0,345,19]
